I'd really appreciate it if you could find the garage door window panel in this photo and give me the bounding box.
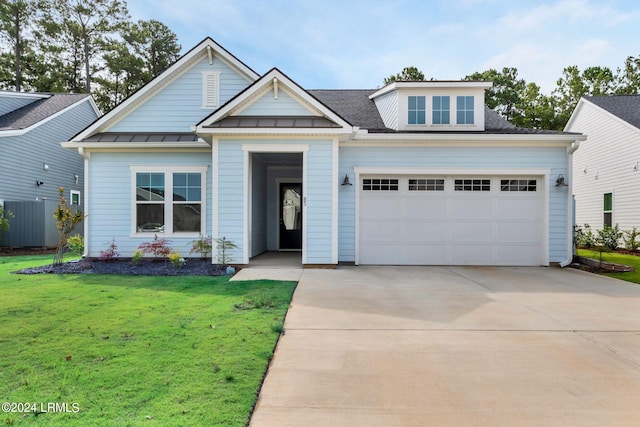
[409,178,444,191]
[500,179,537,192]
[362,178,399,191]
[454,179,490,191]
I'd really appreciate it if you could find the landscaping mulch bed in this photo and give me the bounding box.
[15,258,229,276]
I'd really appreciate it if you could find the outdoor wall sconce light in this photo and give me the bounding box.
[555,174,568,187]
[43,163,49,171]
[36,180,44,186]
[74,174,79,184]
[341,174,353,186]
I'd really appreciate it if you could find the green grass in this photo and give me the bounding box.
[0,255,296,426]
[576,248,640,284]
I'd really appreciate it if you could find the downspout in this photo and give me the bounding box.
[560,140,581,267]
[78,147,90,258]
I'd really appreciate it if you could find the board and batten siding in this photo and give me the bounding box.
[0,99,97,203]
[108,53,252,133]
[217,138,335,264]
[569,101,640,231]
[238,89,314,116]
[338,145,569,263]
[86,152,212,257]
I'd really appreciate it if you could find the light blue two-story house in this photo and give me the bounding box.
[64,38,585,266]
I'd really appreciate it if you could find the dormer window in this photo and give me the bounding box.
[408,96,426,124]
[432,96,450,125]
[456,96,474,124]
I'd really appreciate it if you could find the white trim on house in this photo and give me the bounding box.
[70,190,81,206]
[211,138,219,245]
[332,137,339,264]
[369,81,494,100]
[129,165,208,238]
[71,38,259,142]
[61,141,211,150]
[196,68,354,134]
[348,132,586,144]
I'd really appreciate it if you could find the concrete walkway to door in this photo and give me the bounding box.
[250,266,640,427]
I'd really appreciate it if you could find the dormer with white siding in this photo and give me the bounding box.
[369,81,493,132]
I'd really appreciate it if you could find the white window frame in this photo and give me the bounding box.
[70,190,81,206]
[130,165,208,237]
[202,71,221,109]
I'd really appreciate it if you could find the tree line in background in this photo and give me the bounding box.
[0,0,181,112]
[2,0,639,128]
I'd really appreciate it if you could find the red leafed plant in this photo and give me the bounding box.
[138,234,173,259]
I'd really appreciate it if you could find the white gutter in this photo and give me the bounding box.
[78,147,90,258]
[560,140,582,267]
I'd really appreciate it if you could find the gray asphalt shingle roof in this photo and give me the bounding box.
[585,95,640,130]
[0,93,89,130]
[309,88,571,135]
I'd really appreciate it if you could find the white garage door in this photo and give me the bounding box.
[358,176,545,266]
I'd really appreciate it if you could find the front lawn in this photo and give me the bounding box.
[576,248,640,284]
[0,255,296,426]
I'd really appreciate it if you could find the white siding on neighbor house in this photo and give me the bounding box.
[569,101,640,231]
[372,90,398,130]
[86,152,212,257]
[338,145,569,263]
[217,138,334,264]
[0,100,97,203]
[238,89,314,116]
[108,54,251,133]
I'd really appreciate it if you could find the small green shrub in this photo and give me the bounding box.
[190,234,213,259]
[597,224,622,250]
[131,249,144,265]
[215,236,237,265]
[168,251,186,268]
[574,224,596,248]
[0,206,14,244]
[623,227,640,252]
[66,234,84,255]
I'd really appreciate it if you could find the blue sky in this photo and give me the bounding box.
[127,0,640,93]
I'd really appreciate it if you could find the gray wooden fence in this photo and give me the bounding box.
[1,200,83,248]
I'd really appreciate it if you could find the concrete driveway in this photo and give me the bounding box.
[250,266,640,427]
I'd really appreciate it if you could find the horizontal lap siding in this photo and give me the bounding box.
[338,145,568,263]
[0,100,97,203]
[217,143,244,262]
[238,90,312,116]
[110,55,250,132]
[217,139,334,264]
[570,103,640,231]
[306,142,333,263]
[87,152,212,257]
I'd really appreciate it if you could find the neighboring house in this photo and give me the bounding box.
[63,38,584,266]
[566,95,640,232]
[0,91,101,246]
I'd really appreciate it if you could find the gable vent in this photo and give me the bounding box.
[202,71,221,108]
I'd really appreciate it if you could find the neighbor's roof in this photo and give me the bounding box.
[585,95,640,130]
[0,93,90,131]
